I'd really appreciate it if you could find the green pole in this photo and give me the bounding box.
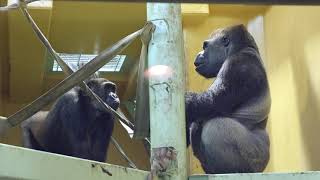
[147,3,187,180]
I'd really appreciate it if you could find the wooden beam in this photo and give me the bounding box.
[5,27,142,127]
[181,4,209,16]
[147,3,187,180]
[121,59,139,101]
[0,143,149,180]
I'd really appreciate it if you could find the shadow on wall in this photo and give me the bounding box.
[264,6,320,171]
[292,10,320,170]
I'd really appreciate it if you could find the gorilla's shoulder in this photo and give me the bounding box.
[227,47,263,69]
[222,47,266,83]
[56,87,82,106]
[238,47,261,61]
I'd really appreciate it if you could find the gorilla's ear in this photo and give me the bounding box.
[222,35,230,47]
[103,82,117,93]
[86,79,95,88]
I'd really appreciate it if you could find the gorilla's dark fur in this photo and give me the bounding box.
[21,78,120,162]
[185,24,271,174]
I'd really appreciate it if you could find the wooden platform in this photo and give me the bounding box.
[1,143,320,180]
[0,143,149,180]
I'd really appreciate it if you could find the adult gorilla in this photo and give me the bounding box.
[22,78,120,162]
[186,24,271,174]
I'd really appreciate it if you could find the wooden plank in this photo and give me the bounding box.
[181,4,209,16]
[0,143,149,180]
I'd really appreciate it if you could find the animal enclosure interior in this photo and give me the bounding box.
[0,0,320,176]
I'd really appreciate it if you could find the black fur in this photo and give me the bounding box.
[21,78,120,162]
[186,24,271,174]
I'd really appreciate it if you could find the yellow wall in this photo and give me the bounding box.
[264,6,320,172]
[2,2,320,174]
[184,5,267,93]
[0,2,149,170]
[184,4,320,174]
[0,0,8,115]
[0,0,21,148]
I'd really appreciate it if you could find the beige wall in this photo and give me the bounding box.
[184,4,320,174]
[264,6,320,172]
[0,0,8,115]
[2,2,320,175]
[0,2,149,170]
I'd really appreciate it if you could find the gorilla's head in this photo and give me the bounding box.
[87,78,120,111]
[194,24,258,78]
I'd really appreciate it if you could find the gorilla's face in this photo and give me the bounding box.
[87,78,120,111]
[194,29,230,78]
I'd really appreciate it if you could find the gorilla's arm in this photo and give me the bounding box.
[186,49,266,122]
[42,89,83,153]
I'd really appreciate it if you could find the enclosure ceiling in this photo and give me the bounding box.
[7,2,146,103]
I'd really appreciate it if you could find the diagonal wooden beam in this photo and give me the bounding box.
[0,22,143,132]
[19,6,140,168]
[121,59,139,101]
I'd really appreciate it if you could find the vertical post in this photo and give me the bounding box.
[147,3,187,180]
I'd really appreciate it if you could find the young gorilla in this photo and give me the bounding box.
[21,77,120,162]
[186,24,271,174]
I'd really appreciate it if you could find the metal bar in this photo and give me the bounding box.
[20,6,137,168]
[52,0,320,5]
[110,137,137,169]
[0,143,149,180]
[147,3,187,180]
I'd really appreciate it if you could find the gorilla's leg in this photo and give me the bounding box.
[21,125,34,148]
[21,111,49,151]
[198,117,269,174]
[190,122,203,160]
[21,122,44,151]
